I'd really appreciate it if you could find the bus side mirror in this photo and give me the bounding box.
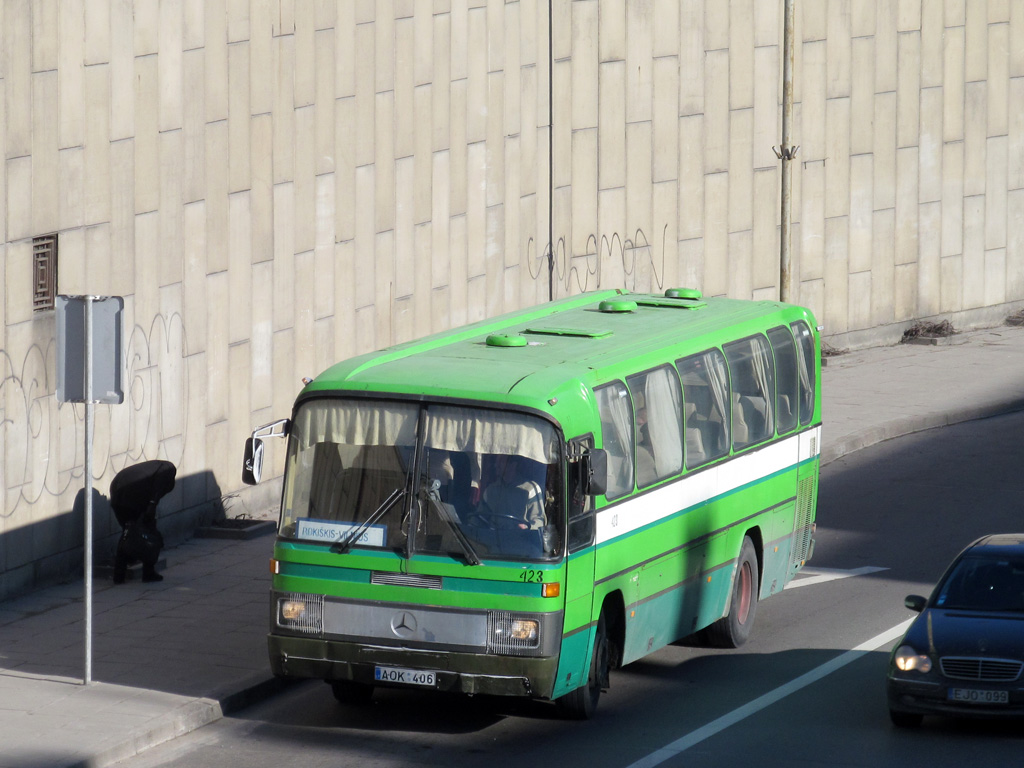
[583,449,608,497]
[241,418,290,485]
[242,437,264,485]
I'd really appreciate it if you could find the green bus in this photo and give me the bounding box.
[242,288,821,717]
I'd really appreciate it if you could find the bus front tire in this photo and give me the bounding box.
[705,536,759,648]
[330,680,374,706]
[558,612,609,720]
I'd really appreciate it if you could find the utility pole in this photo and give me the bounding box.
[774,0,799,304]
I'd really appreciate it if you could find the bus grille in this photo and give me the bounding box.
[941,657,1023,682]
[371,571,443,589]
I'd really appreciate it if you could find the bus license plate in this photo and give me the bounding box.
[948,688,1008,705]
[374,666,437,687]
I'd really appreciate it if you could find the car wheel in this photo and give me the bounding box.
[705,536,759,648]
[889,709,923,728]
[558,612,609,720]
[330,680,374,705]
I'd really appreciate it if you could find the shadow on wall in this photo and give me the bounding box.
[0,469,225,602]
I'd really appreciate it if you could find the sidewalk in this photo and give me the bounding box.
[2,324,1024,768]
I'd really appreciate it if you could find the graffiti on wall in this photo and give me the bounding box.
[528,226,670,297]
[2,226,667,522]
[0,312,190,519]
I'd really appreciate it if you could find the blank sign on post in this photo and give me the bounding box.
[56,295,124,404]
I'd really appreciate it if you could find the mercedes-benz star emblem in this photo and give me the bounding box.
[390,611,417,638]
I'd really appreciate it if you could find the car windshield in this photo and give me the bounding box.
[934,555,1024,612]
[279,398,564,562]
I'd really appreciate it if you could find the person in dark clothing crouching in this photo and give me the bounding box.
[110,460,176,584]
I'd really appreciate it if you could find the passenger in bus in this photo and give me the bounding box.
[635,405,657,487]
[480,454,546,530]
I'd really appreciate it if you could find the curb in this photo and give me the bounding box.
[74,674,296,768]
[193,520,277,540]
[821,400,1024,466]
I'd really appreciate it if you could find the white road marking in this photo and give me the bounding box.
[784,565,889,589]
[624,618,915,768]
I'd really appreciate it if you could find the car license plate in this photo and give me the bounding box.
[948,688,1009,705]
[374,666,437,687]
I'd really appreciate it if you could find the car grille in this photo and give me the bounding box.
[940,656,1023,682]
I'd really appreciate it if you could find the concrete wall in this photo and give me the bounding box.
[2,0,1023,598]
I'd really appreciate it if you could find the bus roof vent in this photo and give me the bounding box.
[665,288,702,300]
[636,288,707,310]
[524,326,613,339]
[485,333,528,347]
[598,299,638,313]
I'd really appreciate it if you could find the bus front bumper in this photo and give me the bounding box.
[269,634,561,698]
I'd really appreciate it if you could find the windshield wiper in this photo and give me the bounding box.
[331,486,406,554]
[422,480,482,566]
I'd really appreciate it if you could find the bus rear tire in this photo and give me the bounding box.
[330,680,374,706]
[705,536,759,648]
[558,612,608,720]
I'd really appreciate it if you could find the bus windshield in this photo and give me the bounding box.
[279,399,564,562]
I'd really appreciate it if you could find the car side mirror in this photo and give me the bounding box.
[904,594,927,613]
[582,449,608,497]
[242,437,264,485]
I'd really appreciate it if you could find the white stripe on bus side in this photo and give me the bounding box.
[594,426,821,546]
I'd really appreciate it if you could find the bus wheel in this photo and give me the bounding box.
[330,680,374,706]
[558,612,608,720]
[706,536,759,648]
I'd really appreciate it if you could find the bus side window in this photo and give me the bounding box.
[626,365,683,488]
[791,320,816,426]
[676,349,731,468]
[723,335,776,451]
[767,326,799,434]
[595,382,635,500]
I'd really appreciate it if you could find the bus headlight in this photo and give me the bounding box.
[280,600,305,621]
[276,593,323,634]
[508,619,539,642]
[893,645,932,673]
[488,612,541,655]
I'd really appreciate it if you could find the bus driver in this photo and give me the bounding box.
[480,454,546,531]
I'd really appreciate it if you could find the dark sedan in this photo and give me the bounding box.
[887,533,1024,727]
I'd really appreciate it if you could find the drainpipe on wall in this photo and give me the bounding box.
[775,0,799,304]
[548,0,555,302]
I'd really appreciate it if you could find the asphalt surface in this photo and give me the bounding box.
[2,323,1024,768]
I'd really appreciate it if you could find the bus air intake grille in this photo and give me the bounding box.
[790,475,815,567]
[940,657,1023,682]
[371,571,443,589]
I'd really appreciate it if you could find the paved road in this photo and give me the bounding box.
[119,411,1024,768]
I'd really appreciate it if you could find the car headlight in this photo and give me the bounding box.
[893,644,932,673]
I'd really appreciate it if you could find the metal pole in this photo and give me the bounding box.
[778,0,797,304]
[84,296,93,685]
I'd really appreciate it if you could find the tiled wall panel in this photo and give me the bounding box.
[4,0,1024,597]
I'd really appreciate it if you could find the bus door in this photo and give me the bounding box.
[789,321,819,575]
[552,436,599,698]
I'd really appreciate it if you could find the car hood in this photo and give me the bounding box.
[904,608,1024,659]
